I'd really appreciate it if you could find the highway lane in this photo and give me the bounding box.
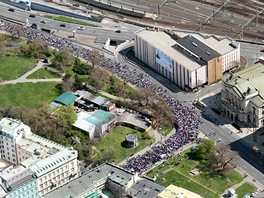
[0,6,138,40]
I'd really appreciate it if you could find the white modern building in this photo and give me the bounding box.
[0,117,79,197]
[134,29,240,91]
[0,118,31,165]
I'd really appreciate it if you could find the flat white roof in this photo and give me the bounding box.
[136,30,202,71]
[173,30,237,55]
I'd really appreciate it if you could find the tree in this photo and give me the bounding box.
[195,138,215,160]
[215,143,239,171]
[89,50,101,68]
[53,106,77,129]
[89,68,110,90]
[51,48,74,71]
[134,85,157,107]
[61,74,75,92]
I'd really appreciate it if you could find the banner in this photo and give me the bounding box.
[156,50,173,73]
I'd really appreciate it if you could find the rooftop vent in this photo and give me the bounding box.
[206,51,211,55]
[192,42,197,47]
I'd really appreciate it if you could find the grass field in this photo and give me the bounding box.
[0,33,25,42]
[147,151,243,198]
[159,124,173,136]
[27,68,60,79]
[0,82,60,109]
[236,182,256,198]
[0,56,38,80]
[45,15,99,27]
[93,126,154,164]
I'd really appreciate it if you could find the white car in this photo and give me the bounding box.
[77,26,85,30]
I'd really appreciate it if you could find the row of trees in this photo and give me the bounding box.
[191,139,239,172]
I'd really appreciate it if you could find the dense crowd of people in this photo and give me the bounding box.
[2,20,201,174]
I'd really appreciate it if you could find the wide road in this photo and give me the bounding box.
[0,5,138,40]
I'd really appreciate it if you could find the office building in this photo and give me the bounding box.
[134,29,240,91]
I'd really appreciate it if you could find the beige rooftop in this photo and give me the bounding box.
[135,29,202,71]
[222,63,264,107]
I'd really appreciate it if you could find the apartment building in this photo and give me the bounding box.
[0,118,31,165]
[0,117,79,197]
[0,165,38,198]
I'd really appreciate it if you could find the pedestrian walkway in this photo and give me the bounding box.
[1,61,62,85]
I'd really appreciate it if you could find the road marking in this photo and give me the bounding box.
[248,154,253,158]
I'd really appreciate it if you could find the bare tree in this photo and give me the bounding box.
[89,68,110,90]
[89,50,101,68]
[215,144,239,171]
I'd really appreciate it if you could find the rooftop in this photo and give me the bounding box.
[84,110,114,126]
[158,184,203,198]
[43,162,134,198]
[222,63,264,107]
[54,92,78,106]
[73,111,96,132]
[82,92,109,106]
[0,117,30,139]
[1,166,34,190]
[17,134,77,177]
[135,29,202,71]
[175,35,221,61]
[129,177,165,198]
[172,30,238,55]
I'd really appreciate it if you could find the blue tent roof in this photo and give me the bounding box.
[84,110,114,126]
[54,92,78,106]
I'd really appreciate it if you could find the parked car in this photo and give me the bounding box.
[40,20,47,24]
[77,26,85,30]
[8,8,15,12]
[115,30,121,33]
[29,14,36,18]
[60,24,66,27]
[30,23,38,29]
[72,3,79,7]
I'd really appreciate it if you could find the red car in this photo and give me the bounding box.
[260,49,264,52]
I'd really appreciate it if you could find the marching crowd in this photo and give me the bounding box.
[2,20,201,173]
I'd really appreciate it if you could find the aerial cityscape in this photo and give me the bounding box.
[0,0,264,197]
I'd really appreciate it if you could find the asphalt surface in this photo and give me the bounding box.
[0,4,139,40]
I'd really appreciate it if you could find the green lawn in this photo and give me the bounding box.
[93,126,154,164]
[102,76,135,98]
[0,56,38,80]
[0,82,61,109]
[159,124,173,136]
[27,68,60,79]
[45,15,99,27]
[156,170,219,198]
[147,152,243,197]
[236,182,256,198]
[0,33,25,42]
